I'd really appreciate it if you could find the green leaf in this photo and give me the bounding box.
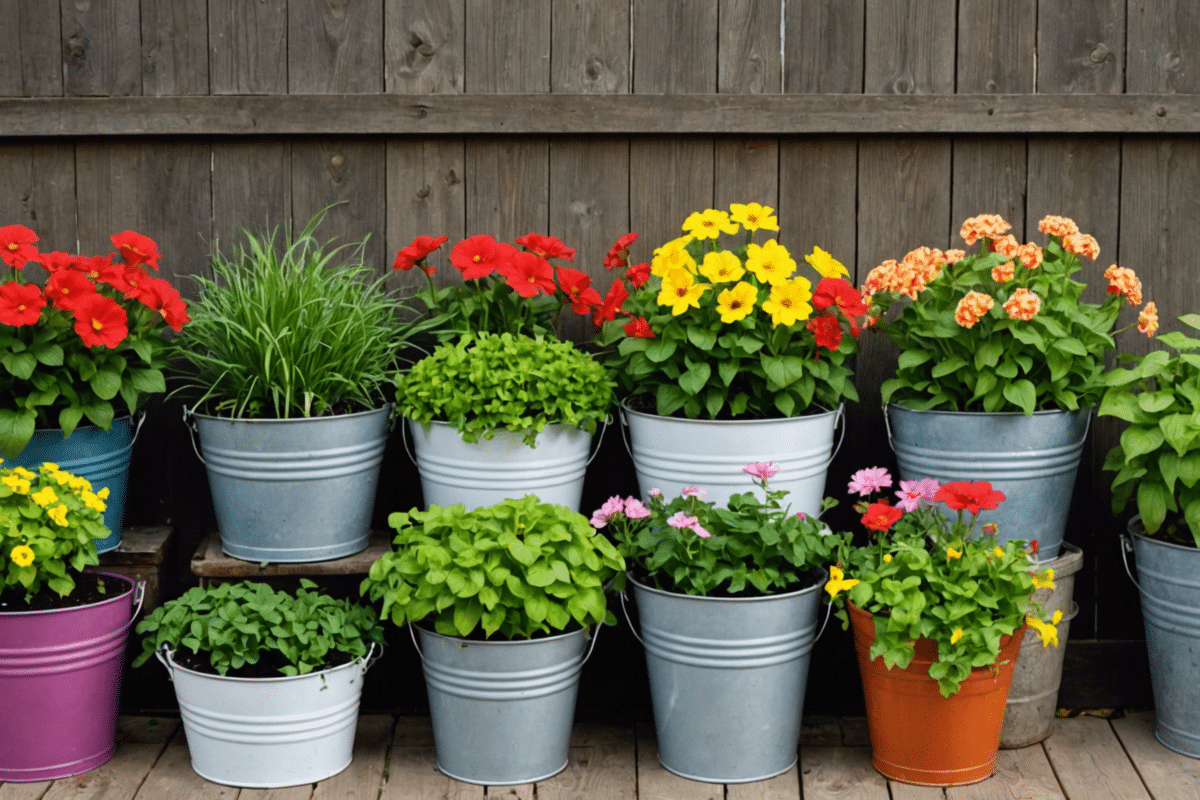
[0,409,37,460]
[761,355,806,389]
[1121,425,1165,460]
[678,362,712,396]
[89,369,123,400]
[1,351,37,380]
[1002,380,1037,415]
[1138,481,1170,533]
[686,326,717,350]
[931,357,967,379]
[1054,337,1088,357]
[644,338,678,363]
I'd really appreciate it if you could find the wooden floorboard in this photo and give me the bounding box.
[1044,715,1152,800]
[1111,709,1200,800]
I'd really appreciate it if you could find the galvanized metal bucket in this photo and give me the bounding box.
[415,624,592,785]
[187,406,389,563]
[628,574,824,783]
[1001,543,1083,748]
[1123,523,1200,757]
[0,574,142,782]
[886,405,1090,561]
[406,419,594,512]
[9,416,142,554]
[622,404,843,516]
[157,645,378,788]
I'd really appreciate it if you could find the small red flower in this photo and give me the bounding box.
[72,293,128,349]
[1030,540,1039,555]
[393,234,448,273]
[862,500,903,531]
[109,265,157,305]
[813,277,868,335]
[605,232,638,269]
[74,254,122,284]
[39,251,77,272]
[111,230,162,271]
[0,282,46,326]
[497,251,557,298]
[45,269,97,311]
[806,314,842,351]
[450,234,507,280]
[0,225,39,268]
[515,232,575,261]
[593,279,630,327]
[623,316,655,338]
[626,262,652,288]
[556,266,602,314]
[143,277,190,331]
[935,481,1006,516]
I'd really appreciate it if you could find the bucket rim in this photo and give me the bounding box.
[0,571,134,619]
[162,649,373,683]
[1127,518,1200,555]
[886,403,1092,420]
[192,404,392,425]
[415,624,589,649]
[628,571,823,603]
[621,401,839,425]
[29,415,134,435]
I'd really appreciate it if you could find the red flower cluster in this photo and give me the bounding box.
[0,226,189,348]
[392,234,448,274]
[862,500,903,531]
[934,481,1006,516]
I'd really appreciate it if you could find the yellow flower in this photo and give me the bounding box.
[31,486,58,508]
[946,547,963,560]
[81,490,107,513]
[699,250,745,284]
[1032,568,1056,591]
[40,462,60,472]
[97,487,110,500]
[49,470,72,486]
[47,504,69,527]
[950,628,964,644]
[10,545,34,567]
[729,202,779,232]
[1026,615,1060,648]
[745,240,797,286]
[824,565,860,599]
[1051,609,1063,625]
[761,278,813,327]
[651,242,697,278]
[883,554,892,563]
[67,474,92,492]
[657,267,710,315]
[1,474,31,495]
[682,209,739,240]
[993,546,1005,559]
[10,466,35,481]
[804,246,849,279]
[716,282,758,324]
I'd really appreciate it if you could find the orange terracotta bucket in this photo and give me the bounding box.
[848,602,1024,787]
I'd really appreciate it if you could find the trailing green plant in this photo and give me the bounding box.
[172,211,418,418]
[361,496,625,639]
[595,462,848,597]
[396,332,615,447]
[1099,313,1200,547]
[0,461,110,602]
[132,579,386,677]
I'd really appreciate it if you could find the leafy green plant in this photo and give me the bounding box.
[133,579,386,676]
[396,332,615,447]
[596,462,847,597]
[867,213,1157,415]
[361,496,625,639]
[1099,314,1200,547]
[0,461,110,601]
[172,211,416,418]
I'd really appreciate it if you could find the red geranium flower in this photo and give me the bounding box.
[450,234,509,280]
[111,230,161,271]
[626,262,652,288]
[813,277,868,335]
[0,225,39,269]
[593,279,630,327]
[74,254,122,284]
[108,265,157,304]
[72,293,128,349]
[143,277,190,332]
[623,316,655,339]
[39,251,77,272]
[862,500,903,531]
[515,232,575,261]
[806,314,842,351]
[497,251,557,298]
[45,269,97,311]
[393,234,448,273]
[556,267,602,314]
[605,232,638,269]
[0,282,46,326]
[935,481,1006,516]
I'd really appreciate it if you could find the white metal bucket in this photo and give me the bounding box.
[622,404,843,515]
[406,419,593,512]
[157,647,377,788]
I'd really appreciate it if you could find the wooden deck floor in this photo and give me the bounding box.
[3,711,1199,800]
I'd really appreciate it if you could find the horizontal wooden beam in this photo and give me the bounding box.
[1,93,1198,137]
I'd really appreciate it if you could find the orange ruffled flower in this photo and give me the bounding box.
[1038,215,1079,238]
[944,249,966,264]
[862,247,946,300]
[960,214,1011,246]
[1062,232,1100,260]
[1138,301,1159,337]
[1003,288,1041,321]
[991,234,1019,258]
[1104,265,1143,306]
[1016,242,1043,269]
[991,261,1015,283]
[954,290,995,329]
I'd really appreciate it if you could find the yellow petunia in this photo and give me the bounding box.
[67,474,92,492]
[1,474,31,495]
[31,486,58,508]
[1026,615,1060,648]
[805,246,850,279]
[10,466,35,481]
[1032,568,1056,590]
[682,209,739,240]
[657,267,710,315]
[950,628,964,644]
[81,490,107,513]
[993,546,1005,559]
[40,462,60,472]
[946,547,963,560]
[883,554,892,563]
[47,504,69,527]
[824,565,860,599]
[716,282,758,324]
[97,487,110,501]
[651,240,698,278]
[745,240,797,286]
[10,545,34,567]
[761,278,813,327]
[699,250,745,284]
[729,202,779,232]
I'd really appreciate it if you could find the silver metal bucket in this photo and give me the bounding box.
[622,404,843,516]
[886,405,1090,561]
[1001,543,1083,748]
[1124,523,1200,757]
[415,625,591,785]
[406,419,593,512]
[629,575,823,783]
[157,646,377,788]
[188,406,389,562]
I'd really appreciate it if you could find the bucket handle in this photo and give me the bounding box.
[1121,533,1141,592]
[399,417,418,467]
[619,408,633,459]
[155,645,176,681]
[408,621,601,664]
[181,405,206,466]
[814,600,834,644]
[585,416,611,468]
[360,641,382,675]
[130,410,148,446]
[821,404,847,471]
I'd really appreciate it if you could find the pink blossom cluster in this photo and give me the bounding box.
[667,511,710,539]
[589,495,651,528]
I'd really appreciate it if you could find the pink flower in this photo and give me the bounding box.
[894,478,940,512]
[691,522,711,539]
[848,467,893,496]
[667,512,699,530]
[682,486,707,499]
[743,462,780,481]
[795,512,807,520]
[649,488,662,498]
[624,498,651,519]
[589,495,626,528]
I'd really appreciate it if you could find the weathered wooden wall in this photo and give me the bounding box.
[4,0,1199,709]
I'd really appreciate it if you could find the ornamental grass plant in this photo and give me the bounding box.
[865,213,1158,415]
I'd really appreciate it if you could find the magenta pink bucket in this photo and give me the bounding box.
[0,572,140,781]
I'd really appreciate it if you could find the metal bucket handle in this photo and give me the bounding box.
[1121,533,1141,591]
[124,580,146,631]
[130,410,148,446]
[181,405,206,465]
[821,404,847,470]
[360,641,381,675]
[585,416,611,467]
[814,599,834,644]
[155,645,176,681]
[399,417,418,466]
[407,621,600,665]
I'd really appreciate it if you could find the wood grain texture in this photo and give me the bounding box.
[383,719,482,800]
[239,787,314,800]
[1111,710,1200,800]
[0,0,63,96]
[944,745,1064,799]
[537,725,636,800]
[1036,0,1124,93]
[211,138,293,266]
[74,140,141,254]
[290,138,388,272]
[888,783,944,799]
[131,739,234,800]
[718,0,781,94]
[951,137,1028,241]
[135,140,213,288]
[0,781,53,800]
[208,0,287,94]
[863,0,955,94]
[464,0,550,93]
[385,0,465,94]
[955,0,1036,94]
[311,716,394,800]
[1043,716,1151,800]
[550,0,629,94]
[725,765,801,800]
[785,0,864,93]
[632,0,717,93]
[192,531,392,578]
[289,0,384,94]
[60,0,141,96]
[465,138,550,243]
[0,142,77,252]
[385,137,466,293]
[629,137,715,258]
[714,137,778,217]
[141,0,209,96]
[634,727,722,800]
[798,746,889,799]
[1127,0,1200,94]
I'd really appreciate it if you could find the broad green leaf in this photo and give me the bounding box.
[1120,425,1165,460]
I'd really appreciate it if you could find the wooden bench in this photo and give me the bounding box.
[190,529,393,588]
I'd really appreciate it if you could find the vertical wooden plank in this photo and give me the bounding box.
[385,138,466,294]
[1127,1,1200,93]
[131,738,235,800]
[0,781,52,800]
[784,0,864,93]
[0,0,64,96]
[550,0,629,94]
[38,723,174,800]
[0,143,78,253]
[889,783,943,800]
[1036,0,1124,93]
[725,765,800,799]
[311,716,394,800]
[141,0,209,95]
[632,0,716,93]
[714,138,778,217]
[464,0,550,93]
[635,726,721,800]
[291,139,388,273]
[944,746,1065,799]
[1111,710,1200,800]
[136,140,213,289]
[382,718,483,800]
[536,724,637,800]
[629,137,715,258]
[799,747,890,799]
[289,0,384,93]
[212,139,293,261]
[61,0,142,96]
[719,0,781,94]
[956,0,1036,93]
[951,138,1027,242]
[385,0,465,93]
[863,0,955,94]
[208,0,288,94]
[1043,716,1151,800]
[75,140,141,254]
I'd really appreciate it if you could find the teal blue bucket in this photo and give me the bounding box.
[8,417,140,554]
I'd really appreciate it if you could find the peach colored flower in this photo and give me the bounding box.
[960,214,1011,246]
[1062,232,1100,260]
[1038,215,1079,238]
[954,290,995,329]
[1104,265,1142,306]
[991,261,1015,283]
[1003,288,1042,321]
[1138,301,1159,337]
[944,249,966,264]
[1016,242,1043,269]
[991,234,1019,258]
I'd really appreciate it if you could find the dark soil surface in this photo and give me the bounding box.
[170,647,356,679]
[0,571,131,612]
